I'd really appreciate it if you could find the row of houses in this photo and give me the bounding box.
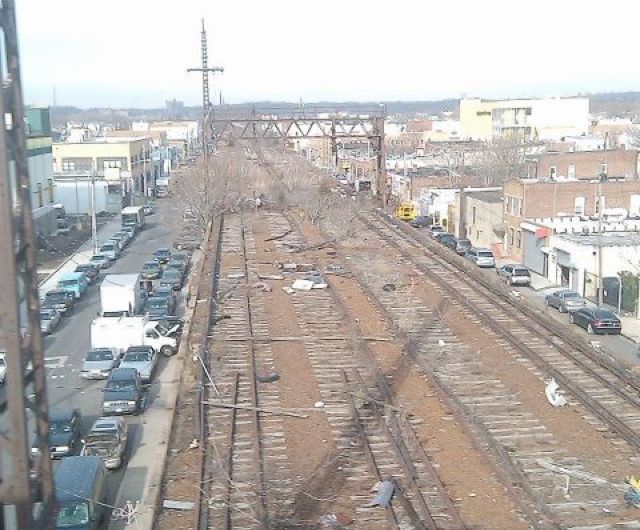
[390,153,640,312]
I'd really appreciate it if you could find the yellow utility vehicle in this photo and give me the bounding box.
[394,202,418,221]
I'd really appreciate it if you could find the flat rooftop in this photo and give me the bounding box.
[557,232,640,247]
[466,190,503,203]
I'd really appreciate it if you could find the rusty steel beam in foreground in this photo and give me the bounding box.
[0,1,55,528]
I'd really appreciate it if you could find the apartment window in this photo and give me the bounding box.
[103,160,122,169]
[516,230,522,249]
[574,196,585,215]
[504,196,509,213]
[568,165,576,179]
[62,161,76,172]
[516,198,522,217]
[630,195,640,217]
[472,206,477,224]
[509,228,515,245]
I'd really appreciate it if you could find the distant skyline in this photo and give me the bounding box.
[16,0,640,108]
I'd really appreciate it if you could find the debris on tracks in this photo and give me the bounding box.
[277,262,316,273]
[368,480,395,507]
[227,272,245,279]
[257,273,285,280]
[326,264,349,276]
[382,283,396,292]
[264,229,293,242]
[256,371,280,383]
[162,500,195,511]
[545,378,567,407]
[319,512,354,528]
[292,279,315,291]
[252,281,272,292]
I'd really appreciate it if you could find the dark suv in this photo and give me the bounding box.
[32,408,82,458]
[102,368,144,415]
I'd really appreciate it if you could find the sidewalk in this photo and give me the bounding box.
[519,271,640,346]
[38,215,123,295]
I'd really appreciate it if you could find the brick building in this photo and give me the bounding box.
[503,178,640,256]
[527,148,638,180]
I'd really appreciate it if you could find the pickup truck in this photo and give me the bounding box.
[81,417,128,469]
[42,289,75,315]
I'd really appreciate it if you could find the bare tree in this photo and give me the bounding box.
[475,136,532,186]
[171,146,252,233]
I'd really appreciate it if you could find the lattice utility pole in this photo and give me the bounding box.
[187,19,224,167]
[0,1,55,529]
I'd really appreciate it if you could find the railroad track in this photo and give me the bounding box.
[198,214,294,530]
[364,211,640,446]
[265,212,467,530]
[341,209,640,528]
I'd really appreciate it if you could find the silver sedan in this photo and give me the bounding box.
[545,289,586,313]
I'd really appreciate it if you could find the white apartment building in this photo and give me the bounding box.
[460,97,590,142]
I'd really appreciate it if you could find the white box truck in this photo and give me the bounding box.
[100,274,145,317]
[121,206,145,230]
[90,316,178,357]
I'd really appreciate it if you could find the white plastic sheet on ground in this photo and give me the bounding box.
[545,378,567,407]
[292,279,314,291]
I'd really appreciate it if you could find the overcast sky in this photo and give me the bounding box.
[16,0,640,108]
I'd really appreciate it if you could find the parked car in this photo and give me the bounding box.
[42,289,75,315]
[570,307,622,335]
[0,353,5,384]
[121,225,136,239]
[497,264,531,286]
[119,346,157,383]
[171,252,192,266]
[40,307,61,335]
[153,247,172,264]
[102,367,144,415]
[166,259,187,279]
[112,231,132,247]
[75,263,99,284]
[58,271,89,299]
[160,269,183,291]
[99,242,120,261]
[108,236,126,252]
[81,417,128,470]
[440,235,458,251]
[147,316,184,336]
[53,456,107,530]
[410,216,429,228]
[143,204,156,216]
[151,285,177,303]
[146,296,175,318]
[90,254,111,270]
[429,225,446,238]
[545,289,586,313]
[465,248,495,268]
[141,260,162,280]
[81,348,120,380]
[455,239,472,256]
[33,408,82,458]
